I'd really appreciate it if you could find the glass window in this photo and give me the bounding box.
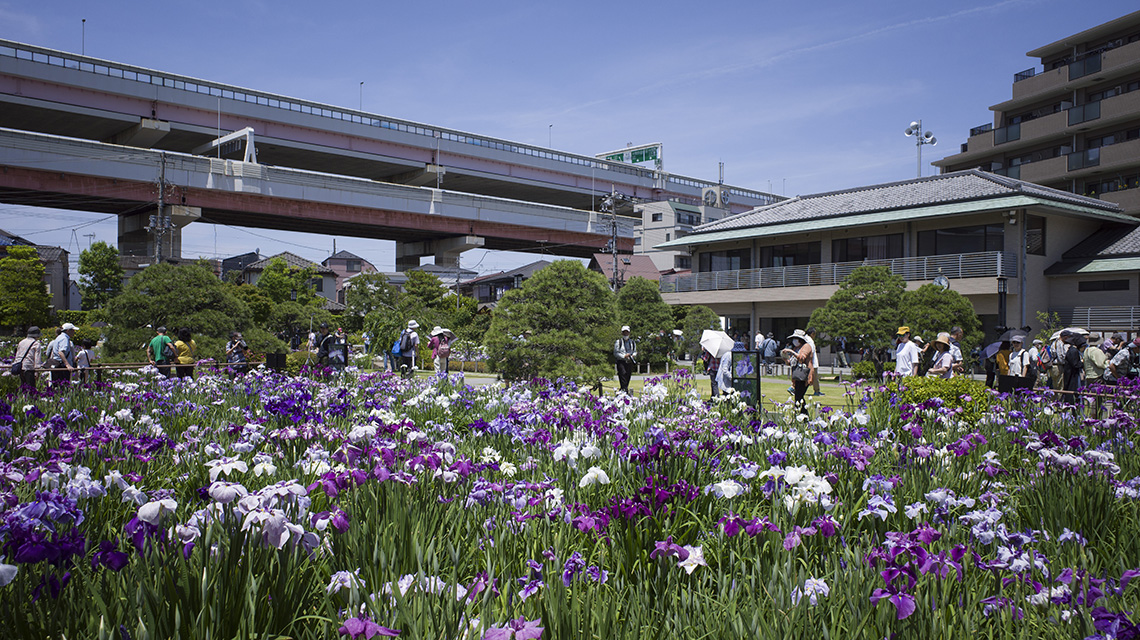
[760,242,821,267]
[698,249,751,272]
[831,234,903,262]
[346,260,361,273]
[1026,216,1046,255]
[651,212,663,222]
[1078,279,1129,292]
[916,224,1004,256]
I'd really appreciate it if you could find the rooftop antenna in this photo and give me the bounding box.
[81,19,86,55]
[718,161,724,185]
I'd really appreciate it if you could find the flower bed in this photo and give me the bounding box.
[1,368,1140,639]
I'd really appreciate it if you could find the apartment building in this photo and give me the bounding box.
[934,10,1140,217]
[633,200,733,271]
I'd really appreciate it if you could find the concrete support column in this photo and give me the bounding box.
[433,235,484,266]
[117,205,200,261]
[396,236,485,272]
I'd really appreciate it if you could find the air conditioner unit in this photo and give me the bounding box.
[702,186,730,209]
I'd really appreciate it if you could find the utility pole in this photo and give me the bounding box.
[609,186,619,291]
[150,153,170,264]
[455,254,461,311]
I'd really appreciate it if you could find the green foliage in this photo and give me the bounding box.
[103,262,252,361]
[1036,310,1063,344]
[898,283,983,356]
[617,277,675,367]
[850,360,878,380]
[232,284,275,325]
[268,301,334,337]
[809,266,905,350]
[77,240,123,310]
[0,245,51,330]
[681,305,721,358]
[72,325,101,346]
[255,258,318,306]
[893,376,992,422]
[447,294,486,344]
[55,310,89,326]
[403,270,447,312]
[343,272,399,329]
[485,260,617,382]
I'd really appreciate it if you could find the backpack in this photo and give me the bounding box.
[436,335,451,358]
[1039,345,1054,369]
[1026,351,1039,376]
[162,340,177,361]
[399,330,414,353]
[391,338,402,356]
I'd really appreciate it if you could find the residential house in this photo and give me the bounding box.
[322,250,377,304]
[0,228,72,312]
[459,260,552,308]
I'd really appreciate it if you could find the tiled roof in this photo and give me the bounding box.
[246,251,337,276]
[696,169,1124,234]
[34,246,66,262]
[462,260,552,286]
[1045,224,1140,275]
[325,250,367,262]
[590,253,662,282]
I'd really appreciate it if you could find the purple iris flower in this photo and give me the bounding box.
[484,616,544,640]
[337,616,400,638]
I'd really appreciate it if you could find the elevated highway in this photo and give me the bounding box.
[0,39,779,215]
[0,128,633,265]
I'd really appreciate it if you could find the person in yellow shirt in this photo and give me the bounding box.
[173,327,197,380]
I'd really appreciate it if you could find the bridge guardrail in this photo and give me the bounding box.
[0,39,780,207]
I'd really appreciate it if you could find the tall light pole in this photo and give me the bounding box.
[359,82,364,111]
[548,124,552,148]
[904,120,937,178]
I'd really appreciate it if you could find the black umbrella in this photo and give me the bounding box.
[996,329,1023,343]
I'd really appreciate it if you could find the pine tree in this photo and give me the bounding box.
[486,260,617,383]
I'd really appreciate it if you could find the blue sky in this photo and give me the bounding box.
[1,0,1137,275]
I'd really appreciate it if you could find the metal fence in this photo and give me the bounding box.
[1051,307,1140,330]
[660,251,1017,293]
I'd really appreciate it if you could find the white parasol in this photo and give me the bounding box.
[700,329,735,359]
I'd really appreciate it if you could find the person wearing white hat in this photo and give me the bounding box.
[398,320,420,379]
[1006,335,1037,389]
[429,326,453,374]
[613,325,637,394]
[46,322,77,386]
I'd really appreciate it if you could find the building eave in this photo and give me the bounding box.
[655,194,1135,250]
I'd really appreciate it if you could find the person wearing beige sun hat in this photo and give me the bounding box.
[926,335,955,379]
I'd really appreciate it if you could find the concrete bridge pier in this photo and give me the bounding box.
[118,205,201,261]
[395,235,485,272]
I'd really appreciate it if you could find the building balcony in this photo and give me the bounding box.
[1051,306,1140,331]
[660,251,1017,294]
[1009,38,1140,106]
[1068,137,1140,179]
[1016,154,1068,184]
[1098,187,1140,215]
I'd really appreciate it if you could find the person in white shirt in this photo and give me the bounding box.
[926,335,955,379]
[894,326,921,377]
[1008,336,1028,377]
[805,328,823,395]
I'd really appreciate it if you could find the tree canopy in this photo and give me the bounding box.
[616,277,675,366]
[808,266,906,350]
[77,241,124,310]
[255,258,318,306]
[485,260,617,383]
[898,283,983,355]
[343,272,399,329]
[681,305,721,359]
[104,262,253,360]
[0,246,50,330]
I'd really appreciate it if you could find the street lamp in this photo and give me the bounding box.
[904,120,937,178]
[996,277,1008,330]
